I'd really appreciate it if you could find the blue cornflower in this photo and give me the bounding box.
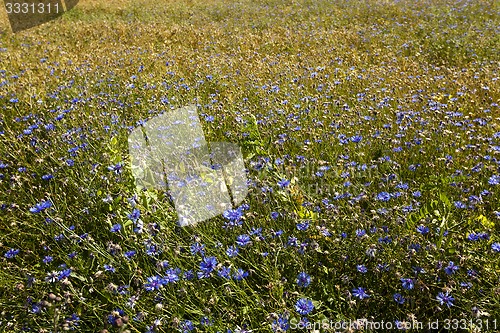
[110,223,121,233]
[223,207,243,222]
[107,162,123,174]
[401,278,414,290]
[236,234,251,247]
[200,316,212,326]
[467,232,479,241]
[478,232,490,240]
[295,298,314,316]
[357,265,368,273]
[190,242,205,256]
[297,272,311,287]
[436,291,455,308]
[351,134,363,143]
[29,200,52,213]
[4,248,20,258]
[127,208,141,221]
[163,268,180,284]
[376,192,391,202]
[416,225,430,235]
[217,266,231,279]
[58,269,71,280]
[144,275,163,291]
[277,178,290,189]
[272,313,290,331]
[42,174,53,181]
[296,222,309,231]
[488,175,500,185]
[233,268,249,281]
[287,236,298,247]
[43,255,53,263]
[180,320,195,332]
[492,242,500,253]
[454,201,467,209]
[124,251,136,260]
[226,245,239,258]
[352,287,370,299]
[271,211,279,219]
[104,264,115,273]
[107,309,125,327]
[460,282,473,289]
[250,227,263,236]
[444,261,459,275]
[355,229,366,237]
[199,256,217,277]
[393,293,405,304]
[30,303,42,314]
[184,270,195,280]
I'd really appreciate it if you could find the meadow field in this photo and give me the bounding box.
[0,0,499,331]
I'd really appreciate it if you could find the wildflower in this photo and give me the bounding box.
[29,200,52,213]
[43,255,53,263]
[236,234,251,247]
[277,178,290,189]
[223,207,243,223]
[233,268,249,281]
[128,208,141,221]
[416,225,429,235]
[226,245,239,258]
[104,264,115,273]
[467,232,479,241]
[4,248,19,258]
[488,175,500,185]
[144,275,163,291]
[444,261,459,275]
[436,291,455,308]
[296,222,309,231]
[352,287,370,299]
[295,298,314,316]
[190,242,205,256]
[184,270,195,280]
[272,313,290,331]
[492,242,500,253]
[124,250,136,260]
[357,265,368,273]
[163,268,180,284]
[198,256,217,278]
[296,272,311,287]
[401,278,414,290]
[41,174,53,181]
[107,162,123,174]
[376,192,391,202]
[393,293,405,304]
[107,308,126,327]
[218,266,231,279]
[58,269,71,280]
[110,223,121,233]
[355,229,366,237]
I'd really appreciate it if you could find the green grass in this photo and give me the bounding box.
[0,0,499,331]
